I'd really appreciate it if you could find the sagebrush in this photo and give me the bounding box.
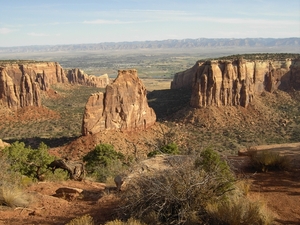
[118,149,235,225]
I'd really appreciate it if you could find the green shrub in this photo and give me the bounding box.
[195,148,235,196]
[83,144,125,182]
[250,150,290,172]
[2,142,55,180]
[88,160,124,182]
[147,143,179,157]
[45,169,69,181]
[65,214,94,225]
[83,144,124,168]
[2,142,30,176]
[0,157,23,188]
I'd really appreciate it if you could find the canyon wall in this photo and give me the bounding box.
[0,61,109,109]
[66,68,109,88]
[82,69,156,134]
[171,58,300,107]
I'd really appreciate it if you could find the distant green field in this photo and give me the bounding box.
[1,47,297,80]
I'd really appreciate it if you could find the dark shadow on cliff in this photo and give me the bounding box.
[147,88,191,120]
[4,136,79,149]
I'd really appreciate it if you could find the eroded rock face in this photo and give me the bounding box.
[0,62,110,109]
[82,69,156,134]
[171,62,202,89]
[0,68,19,108]
[0,62,67,109]
[172,58,300,108]
[66,68,109,88]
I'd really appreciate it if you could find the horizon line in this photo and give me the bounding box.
[1,37,299,48]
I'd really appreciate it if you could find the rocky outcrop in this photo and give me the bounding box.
[0,61,110,109]
[172,58,300,108]
[66,68,110,87]
[0,139,10,149]
[82,69,156,135]
[171,62,201,89]
[0,62,67,109]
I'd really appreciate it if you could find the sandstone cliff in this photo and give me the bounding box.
[171,58,300,107]
[0,61,109,109]
[66,68,110,88]
[82,69,156,135]
[0,62,62,109]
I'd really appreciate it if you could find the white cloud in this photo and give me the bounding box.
[0,27,16,34]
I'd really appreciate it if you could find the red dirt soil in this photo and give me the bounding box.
[0,146,300,225]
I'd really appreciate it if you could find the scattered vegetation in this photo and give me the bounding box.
[147,142,179,157]
[0,60,50,64]
[0,85,103,145]
[0,157,32,208]
[0,52,299,223]
[0,186,31,208]
[250,150,290,172]
[104,218,147,225]
[146,124,181,157]
[195,148,235,194]
[2,141,55,181]
[65,214,94,225]
[215,53,300,61]
[206,195,273,225]
[83,144,126,182]
[118,148,236,225]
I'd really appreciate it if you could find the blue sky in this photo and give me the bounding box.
[0,0,299,47]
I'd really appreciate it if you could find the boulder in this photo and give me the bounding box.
[0,139,10,149]
[53,187,83,201]
[82,69,156,135]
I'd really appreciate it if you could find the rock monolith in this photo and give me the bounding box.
[82,69,156,134]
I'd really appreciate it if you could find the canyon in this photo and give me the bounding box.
[0,54,300,225]
[0,61,109,109]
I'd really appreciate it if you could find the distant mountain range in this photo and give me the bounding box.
[1,38,299,53]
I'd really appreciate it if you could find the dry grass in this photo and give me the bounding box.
[206,178,273,225]
[235,180,252,196]
[105,218,147,225]
[206,195,273,225]
[250,150,291,172]
[0,186,31,208]
[118,155,235,225]
[65,214,94,225]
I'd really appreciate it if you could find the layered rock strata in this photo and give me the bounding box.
[171,58,300,107]
[0,62,109,109]
[82,69,156,134]
[66,68,109,87]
